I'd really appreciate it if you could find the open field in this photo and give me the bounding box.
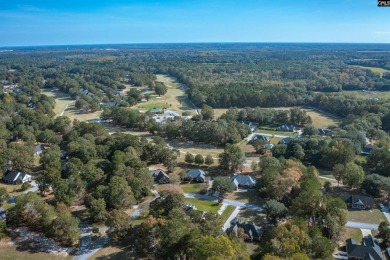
[351,65,390,78]
[185,198,221,213]
[181,183,208,194]
[133,74,196,115]
[90,242,134,260]
[271,107,339,128]
[213,109,229,118]
[0,243,71,260]
[345,209,386,224]
[343,90,390,100]
[41,89,74,116]
[225,190,264,204]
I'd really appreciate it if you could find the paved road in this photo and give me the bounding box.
[345,221,379,230]
[184,193,263,212]
[73,222,108,260]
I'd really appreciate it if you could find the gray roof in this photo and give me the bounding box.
[226,221,263,240]
[340,194,374,208]
[185,169,205,180]
[152,169,169,182]
[346,235,383,260]
[34,144,44,153]
[230,174,256,187]
[4,171,31,182]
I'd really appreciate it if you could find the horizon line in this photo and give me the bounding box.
[1,41,390,49]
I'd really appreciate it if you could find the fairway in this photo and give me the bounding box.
[352,65,390,78]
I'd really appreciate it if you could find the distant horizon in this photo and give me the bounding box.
[2,41,390,49]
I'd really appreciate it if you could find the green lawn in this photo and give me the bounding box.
[185,198,221,213]
[220,205,236,223]
[345,209,386,224]
[136,103,168,111]
[352,65,390,78]
[256,129,298,137]
[181,183,208,194]
[0,244,71,260]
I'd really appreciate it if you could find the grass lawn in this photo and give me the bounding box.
[90,243,134,260]
[225,190,264,204]
[345,209,386,224]
[136,103,168,111]
[256,129,298,137]
[351,65,390,78]
[341,227,363,244]
[185,198,221,213]
[167,140,223,158]
[237,209,266,224]
[181,183,208,194]
[0,243,71,260]
[220,205,236,222]
[213,109,229,119]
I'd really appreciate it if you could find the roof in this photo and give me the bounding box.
[361,145,373,155]
[149,107,162,113]
[278,137,295,144]
[226,221,263,240]
[340,194,374,208]
[346,235,383,260]
[185,169,205,180]
[34,144,44,153]
[152,169,169,182]
[4,171,31,182]
[230,174,256,187]
[251,134,269,143]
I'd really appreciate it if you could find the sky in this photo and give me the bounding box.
[0,0,389,46]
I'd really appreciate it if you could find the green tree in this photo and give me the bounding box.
[205,154,214,166]
[106,209,132,242]
[342,162,365,189]
[149,192,185,217]
[185,152,194,164]
[194,154,204,165]
[86,197,108,223]
[201,104,214,121]
[219,144,244,172]
[107,176,136,209]
[212,176,235,195]
[48,210,80,246]
[154,82,167,96]
[264,200,288,225]
[0,188,10,206]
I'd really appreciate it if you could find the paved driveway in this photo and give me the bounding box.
[345,221,379,230]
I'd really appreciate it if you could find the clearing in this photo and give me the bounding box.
[185,198,221,213]
[0,243,71,260]
[181,183,208,194]
[351,65,390,78]
[345,209,386,224]
[340,227,363,245]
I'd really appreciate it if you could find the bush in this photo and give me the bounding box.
[20,182,32,191]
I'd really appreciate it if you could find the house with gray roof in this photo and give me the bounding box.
[230,173,256,190]
[3,170,32,185]
[151,169,170,184]
[340,194,373,210]
[346,235,383,260]
[183,169,206,183]
[226,221,263,242]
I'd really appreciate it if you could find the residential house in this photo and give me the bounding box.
[278,137,295,145]
[318,128,331,135]
[3,170,32,185]
[34,144,44,155]
[346,235,383,260]
[151,169,170,184]
[149,107,162,114]
[361,145,373,156]
[183,169,206,183]
[230,173,256,190]
[250,134,270,143]
[240,121,257,132]
[226,221,263,242]
[340,194,374,210]
[277,125,296,132]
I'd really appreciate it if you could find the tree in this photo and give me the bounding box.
[48,210,80,246]
[322,139,356,168]
[332,163,345,186]
[302,124,318,136]
[212,176,235,195]
[185,152,194,164]
[107,176,136,209]
[342,162,365,189]
[106,209,132,242]
[149,192,185,217]
[0,220,6,240]
[366,148,390,177]
[86,197,108,223]
[194,154,204,165]
[292,144,305,161]
[0,188,10,206]
[219,144,244,172]
[201,104,214,121]
[264,200,288,224]
[251,161,259,172]
[205,154,214,166]
[154,82,167,96]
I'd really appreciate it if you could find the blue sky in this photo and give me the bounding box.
[0,0,389,46]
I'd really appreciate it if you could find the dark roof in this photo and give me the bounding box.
[278,137,294,144]
[4,171,30,182]
[278,125,295,131]
[34,144,44,153]
[346,235,383,260]
[185,169,205,180]
[251,134,269,143]
[361,145,373,155]
[340,194,374,208]
[230,174,256,187]
[226,221,263,240]
[152,170,169,182]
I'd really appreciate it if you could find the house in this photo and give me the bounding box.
[149,107,162,114]
[250,134,269,143]
[226,221,263,242]
[3,170,32,184]
[184,204,206,219]
[278,137,295,145]
[340,194,374,210]
[151,169,170,184]
[105,101,119,107]
[240,121,257,132]
[346,235,383,260]
[361,145,373,156]
[318,128,331,135]
[183,169,206,183]
[277,125,295,132]
[230,173,256,190]
[34,144,44,155]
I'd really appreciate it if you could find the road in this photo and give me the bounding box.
[73,222,108,260]
[24,180,39,193]
[345,221,379,230]
[184,193,263,212]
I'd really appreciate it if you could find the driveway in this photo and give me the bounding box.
[345,221,379,230]
[24,180,39,193]
[184,193,263,212]
[222,206,240,231]
[72,222,108,260]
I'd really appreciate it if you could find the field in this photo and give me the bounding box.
[345,209,386,224]
[343,90,390,101]
[133,74,196,115]
[352,65,390,78]
[185,198,221,213]
[0,243,71,260]
[181,183,208,194]
[271,107,339,128]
